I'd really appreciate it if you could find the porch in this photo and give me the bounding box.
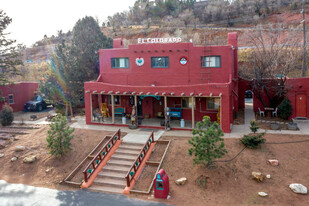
[89,93,222,130]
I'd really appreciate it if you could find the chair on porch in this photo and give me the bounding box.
[258,107,265,117]
[272,107,278,117]
[100,103,110,118]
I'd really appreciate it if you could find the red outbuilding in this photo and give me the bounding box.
[0,82,39,112]
[84,33,239,133]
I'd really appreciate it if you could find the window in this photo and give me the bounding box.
[207,98,220,110]
[111,58,129,68]
[8,94,14,104]
[182,97,195,109]
[109,95,121,105]
[201,56,221,68]
[151,57,169,68]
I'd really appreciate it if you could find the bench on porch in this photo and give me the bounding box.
[114,107,125,116]
[169,107,182,118]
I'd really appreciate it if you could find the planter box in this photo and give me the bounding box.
[288,122,298,130]
[270,123,280,130]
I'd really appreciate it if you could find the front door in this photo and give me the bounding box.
[296,94,307,117]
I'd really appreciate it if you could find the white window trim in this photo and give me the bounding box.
[8,94,14,105]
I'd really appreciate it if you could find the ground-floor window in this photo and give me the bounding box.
[8,94,14,104]
[207,97,220,110]
[181,97,195,109]
[109,95,121,105]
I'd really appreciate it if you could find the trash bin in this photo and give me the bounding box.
[154,169,169,199]
[122,116,126,124]
[180,119,185,128]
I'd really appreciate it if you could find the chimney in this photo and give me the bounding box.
[113,38,124,48]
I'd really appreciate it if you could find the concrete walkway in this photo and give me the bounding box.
[13,100,309,140]
[0,180,166,206]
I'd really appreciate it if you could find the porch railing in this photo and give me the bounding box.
[125,131,154,187]
[83,129,121,183]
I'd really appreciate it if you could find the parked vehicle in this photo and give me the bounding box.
[24,95,47,111]
[245,90,253,98]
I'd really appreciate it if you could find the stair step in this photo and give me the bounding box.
[112,154,137,161]
[118,144,143,151]
[103,165,130,173]
[98,171,126,179]
[93,177,126,188]
[116,149,141,155]
[88,185,124,194]
[108,159,133,167]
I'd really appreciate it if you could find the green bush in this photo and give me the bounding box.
[46,114,74,157]
[240,133,265,148]
[188,116,227,167]
[278,98,292,120]
[0,104,14,126]
[249,120,259,134]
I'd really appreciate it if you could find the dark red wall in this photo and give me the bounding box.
[84,32,239,133]
[0,82,39,112]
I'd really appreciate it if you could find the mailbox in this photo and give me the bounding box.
[153,169,169,199]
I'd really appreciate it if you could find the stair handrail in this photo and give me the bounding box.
[125,131,154,187]
[83,129,121,183]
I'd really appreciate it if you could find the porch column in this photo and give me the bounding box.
[111,94,115,124]
[134,95,137,108]
[164,95,167,111]
[192,96,195,129]
[98,94,102,109]
[90,94,93,122]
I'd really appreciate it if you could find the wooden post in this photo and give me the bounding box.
[192,96,195,129]
[90,94,93,122]
[164,95,167,111]
[111,94,115,124]
[134,95,137,108]
[98,94,102,113]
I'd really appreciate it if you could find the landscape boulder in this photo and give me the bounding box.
[23,155,36,163]
[15,146,25,151]
[0,154,4,158]
[266,174,271,179]
[175,177,187,185]
[289,183,307,194]
[11,156,18,162]
[252,172,263,182]
[258,192,268,197]
[268,159,279,166]
[0,140,6,149]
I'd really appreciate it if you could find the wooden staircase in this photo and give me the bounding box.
[88,142,144,194]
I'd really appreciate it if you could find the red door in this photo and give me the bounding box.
[296,94,307,117]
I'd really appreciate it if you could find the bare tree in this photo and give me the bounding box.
[239,24,303,108]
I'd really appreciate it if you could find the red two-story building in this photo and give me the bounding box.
[84,33,239,133]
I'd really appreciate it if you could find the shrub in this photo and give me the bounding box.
[188,116,227,167]
[46,114,74,157]
[249,120,259,134]
[240,133,265,148]
[0,104,14,126]
[278,98,292,120]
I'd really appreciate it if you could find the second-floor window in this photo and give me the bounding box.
[201,56,221,68]
[151,57,169,68]
[111,58,129,68]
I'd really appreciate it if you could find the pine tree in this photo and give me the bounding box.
[188,116,227,167]
[46,114,75,157]
[0,10,23,84]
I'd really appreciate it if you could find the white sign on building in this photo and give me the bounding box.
[137,37,182,44]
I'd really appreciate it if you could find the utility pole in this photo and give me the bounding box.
[302,0,307,77]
